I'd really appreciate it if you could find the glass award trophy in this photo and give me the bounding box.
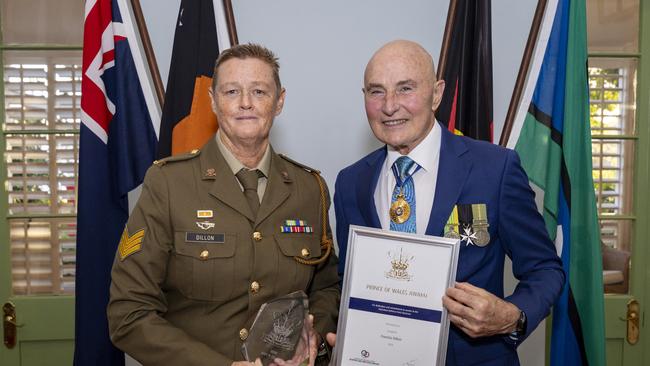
[242,291,309,365]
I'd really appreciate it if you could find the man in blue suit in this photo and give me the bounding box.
[332,40,564,364]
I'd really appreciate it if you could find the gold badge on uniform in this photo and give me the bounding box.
[118,226,145,260]
[445,204,490,247]
[197,210,213,219]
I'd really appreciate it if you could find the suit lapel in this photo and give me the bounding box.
[357,148,385,229]
[255,150,291,226]
[201,139,256,222]
[425,127,472,236]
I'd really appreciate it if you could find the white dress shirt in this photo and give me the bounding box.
[374,122,442,234]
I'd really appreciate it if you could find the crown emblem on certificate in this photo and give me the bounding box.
[385,248,414,281]
[445,204,490,247]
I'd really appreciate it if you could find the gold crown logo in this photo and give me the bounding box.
[385,248,414,281]
[391,258,409,271]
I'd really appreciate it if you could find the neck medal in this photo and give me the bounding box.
[390,192,411,224]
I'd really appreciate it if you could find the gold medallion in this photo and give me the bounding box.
[390,194,411,224]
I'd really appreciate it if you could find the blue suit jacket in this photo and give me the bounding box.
[334,125,565,365]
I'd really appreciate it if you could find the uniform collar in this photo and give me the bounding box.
[215,130,272,177]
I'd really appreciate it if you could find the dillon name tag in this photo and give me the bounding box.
[185,232,225,244]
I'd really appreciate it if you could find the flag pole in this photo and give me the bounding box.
[130,0,165,106]
[499,0,548,146]
[223,0,239,46]
[437,0,458,80]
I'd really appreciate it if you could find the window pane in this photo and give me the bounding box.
[588,58,637,136]
[1,0,83,44]
[587,0,639,53]
[591,140,635,216]
[601,219,632,294]
[4,51,82,131]
[10,218,76,295]
[5,134,79,215]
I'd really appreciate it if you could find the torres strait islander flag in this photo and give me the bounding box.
[512,0,606,365]
[157,0,232,158]
[437,0,494,142]
[76,0,159,364]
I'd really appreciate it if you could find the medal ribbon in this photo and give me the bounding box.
[391,161,421,190]
[444,205,460,238]
[389,157,420,233]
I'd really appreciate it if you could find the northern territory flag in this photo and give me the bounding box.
[157,0,232,158]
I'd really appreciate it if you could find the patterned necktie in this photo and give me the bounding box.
[389,156,419,233]
[236,168,262,217]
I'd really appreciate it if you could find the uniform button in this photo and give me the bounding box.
[252,231,262,241]
[200,250,209,260]
[250,281,260,293]
[301,248,310,258]
[239,328,249,341]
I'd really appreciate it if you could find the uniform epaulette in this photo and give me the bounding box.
[153,149,201,167]
[278,153,321,174]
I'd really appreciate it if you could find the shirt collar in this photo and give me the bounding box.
[385,120,441,174]
[215,130,271,177]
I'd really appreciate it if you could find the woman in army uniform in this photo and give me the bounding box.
[107,44,339,366]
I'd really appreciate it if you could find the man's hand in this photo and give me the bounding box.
[442,282,521,338]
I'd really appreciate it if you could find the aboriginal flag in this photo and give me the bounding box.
[157,0,229,158]
[437,0,494,142]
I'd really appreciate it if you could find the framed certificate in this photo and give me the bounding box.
[334,225,460,366]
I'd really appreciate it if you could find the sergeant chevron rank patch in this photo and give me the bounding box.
[118,227,145,260]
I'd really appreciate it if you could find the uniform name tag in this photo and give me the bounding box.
[185,232,225,243]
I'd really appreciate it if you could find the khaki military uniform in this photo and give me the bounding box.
[107,137,340,365]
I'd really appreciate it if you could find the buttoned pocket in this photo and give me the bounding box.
[275,233,322,259]
[171,231,237,301]
[273,234,322,294]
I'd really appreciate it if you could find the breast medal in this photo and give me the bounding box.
[471,203,490,247]
[390,193,411,224]
[444,205,461,239]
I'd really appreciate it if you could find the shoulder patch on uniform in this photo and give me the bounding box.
[153,149,201,167]
[118,226,145,260]
[278,153,321,174]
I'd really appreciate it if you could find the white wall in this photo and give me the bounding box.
[140,0,538,194]
[136,2,544,365]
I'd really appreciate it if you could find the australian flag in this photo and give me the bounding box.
[76,0,158,364]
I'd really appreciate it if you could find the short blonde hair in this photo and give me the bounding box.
[212,43,281,92]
